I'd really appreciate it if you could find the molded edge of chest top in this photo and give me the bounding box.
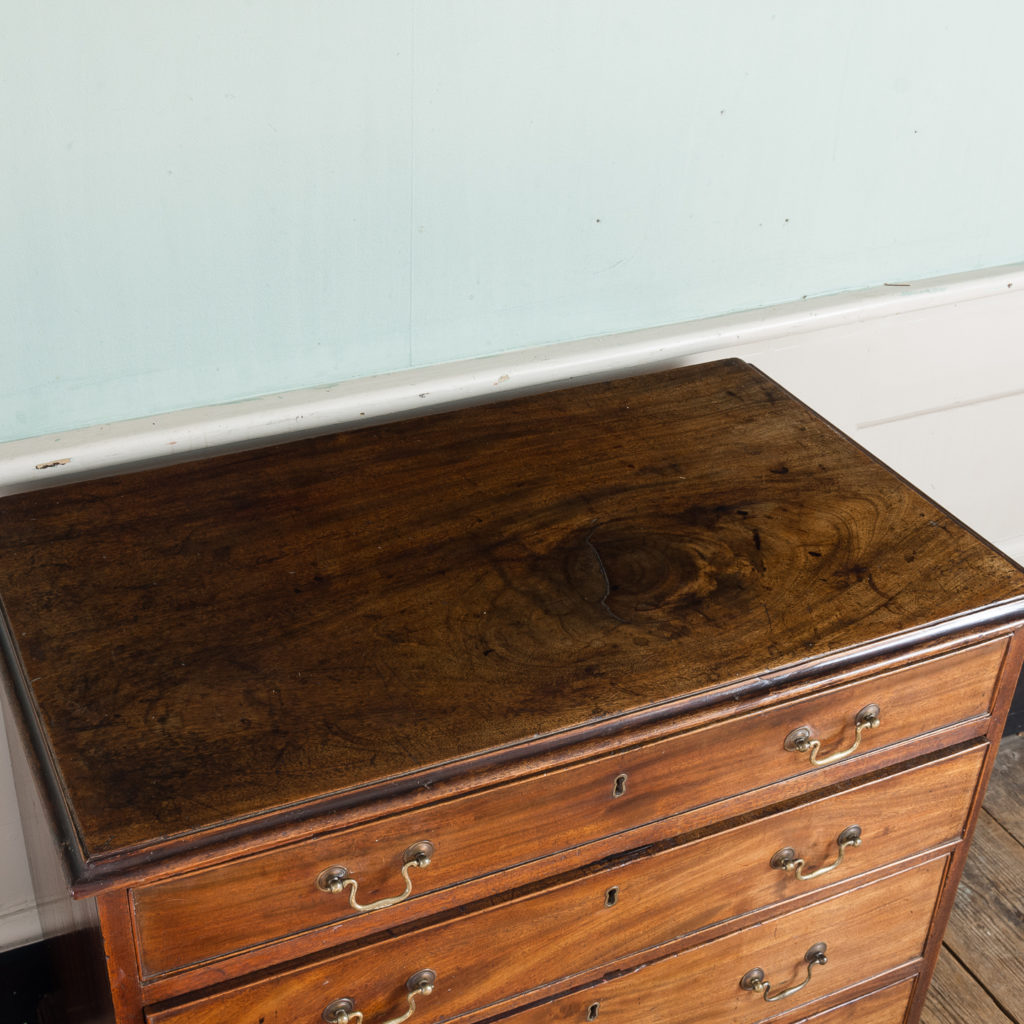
[1,359,1023,880]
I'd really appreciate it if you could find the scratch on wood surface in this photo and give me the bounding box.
[35,458,71,470]
[585,526,625,623]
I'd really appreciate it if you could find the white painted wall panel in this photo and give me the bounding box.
[732,287,1024,430]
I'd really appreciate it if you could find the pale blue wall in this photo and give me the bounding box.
[3,1,1023,443]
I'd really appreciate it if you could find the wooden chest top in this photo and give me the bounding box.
[1,359,1021,879]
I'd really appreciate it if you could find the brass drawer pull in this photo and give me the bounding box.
[771,825,862,880]
[316,841,434,912]
[784,704,881,766]
[740,943,828,1002]
[323,969,436,1024]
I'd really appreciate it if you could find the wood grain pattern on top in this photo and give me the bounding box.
[0,359,1021,862]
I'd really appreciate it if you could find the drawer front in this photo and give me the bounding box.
[144,746,972,1024]
[795,978,915,1023]
[416,858,944,1024]
[133,638,1005,977]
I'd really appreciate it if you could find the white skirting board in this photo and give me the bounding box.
[2,261,1023,950]
[0,904,42,955]
[0,702,42,952]
[0,262,1020,494]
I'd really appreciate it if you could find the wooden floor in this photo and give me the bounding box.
[921,732,1024,1024]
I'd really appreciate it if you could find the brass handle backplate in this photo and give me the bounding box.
[317,841,434,913]
[323,970,436,1024]
[740,943,828,1002]
[771,825,862,881]
[784,704,881,766]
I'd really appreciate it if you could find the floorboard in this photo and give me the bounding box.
[982,733,1024,842]
[922,733,1024,1024]
[920,948,1013,1024]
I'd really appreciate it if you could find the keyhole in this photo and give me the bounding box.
[587,1003,600,1020]
[612,773,627,798]
[605,886,619,907]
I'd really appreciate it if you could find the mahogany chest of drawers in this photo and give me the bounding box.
[1,359,1023,1024]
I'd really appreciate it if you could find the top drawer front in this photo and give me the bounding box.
[132,637,1006,978]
